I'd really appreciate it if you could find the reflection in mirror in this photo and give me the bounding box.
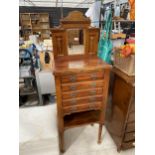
[67,29,84,55]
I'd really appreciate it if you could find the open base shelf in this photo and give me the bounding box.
[64,110,101,129]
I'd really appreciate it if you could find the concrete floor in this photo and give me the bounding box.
[19,104,135,155]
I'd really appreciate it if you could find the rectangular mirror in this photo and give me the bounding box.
[67,28,84,55]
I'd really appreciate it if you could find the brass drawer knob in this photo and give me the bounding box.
[71,106,77,113]
[90,90,96,95]
[70,75,76,82]
[91,82,96,88]
[70,93,76,98]
[91,73,97,80]
[89,97,96,102]
[70,99,77,104]
[70,85,76,91]
[89,102,95,110]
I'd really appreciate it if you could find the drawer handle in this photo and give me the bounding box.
[71,106,77,113]
[70,93,76,98]
[89,97,96,102]
[132,142,135,146]
[70,75,76,82]
[91,73,97,80]
[70,85,76,91]
[89,102,95,110]
[91,82,96,88]
[90,90,96,95]
[70,99,77,104]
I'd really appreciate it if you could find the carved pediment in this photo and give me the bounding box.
[61,11,90,22]
[51,11,99,59]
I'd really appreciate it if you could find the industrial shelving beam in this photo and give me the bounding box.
[56,0,58,7]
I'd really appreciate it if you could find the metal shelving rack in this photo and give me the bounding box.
[19,48,39,106]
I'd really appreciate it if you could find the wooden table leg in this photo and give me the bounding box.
[98,124,103,144]
[59,130,65,153]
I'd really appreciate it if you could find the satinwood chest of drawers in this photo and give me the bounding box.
[51,11,111,153]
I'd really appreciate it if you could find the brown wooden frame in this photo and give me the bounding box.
[51,11,100,60]
[51,11,112,153]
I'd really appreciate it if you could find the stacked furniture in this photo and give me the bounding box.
[20,13,50,40]
[51,11,112,153]
[105,67,135,151]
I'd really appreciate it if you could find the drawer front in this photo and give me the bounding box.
[62,88,103,99]
[125,122,135,133]
[129,90,135,113]
[122,141,135,150]
[124,132,135,142]
[129,101,135,113]
[61,72,104,83]
[61,80,104,92]
[127,111,135,123]
[63,95,103,106]
[63,102,102,115]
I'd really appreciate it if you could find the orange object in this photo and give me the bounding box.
[128,0,135,20]
[122,46,132,57]
[121,45,134,57]
[130,44,135,54]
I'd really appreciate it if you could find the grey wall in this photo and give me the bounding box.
[19,6,88,27]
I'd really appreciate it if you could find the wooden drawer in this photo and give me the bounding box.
[61,72,104,83]
[125,122,135,133]
[62,88,103,99]
[127,111,135,123]
[124,132,135,142]
[122,141,135,150]
[63,102,102,115]
[129,91,135,113]
[129,102,135,113]
[61,80,104,92]
[63,95,103,106]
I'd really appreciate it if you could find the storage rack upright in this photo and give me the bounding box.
[19,48,39,106]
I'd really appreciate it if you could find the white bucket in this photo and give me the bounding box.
[29,35,39,45]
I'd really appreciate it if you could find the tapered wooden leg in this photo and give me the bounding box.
[98,124,103,144]
[59,131,65,153]
[117,147,121,152]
